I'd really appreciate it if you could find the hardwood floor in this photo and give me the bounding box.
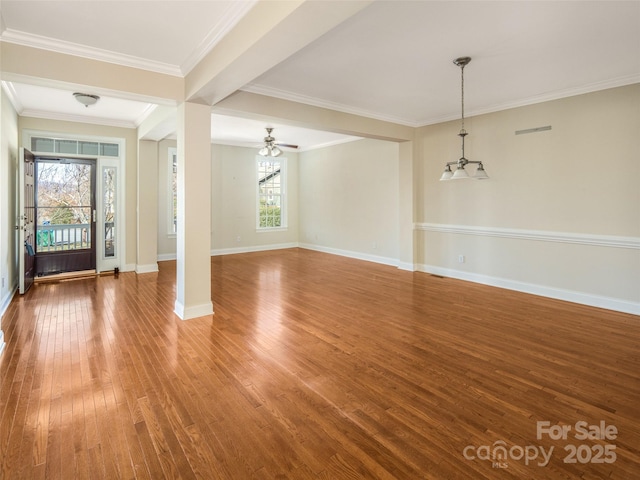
[1,248,639,479]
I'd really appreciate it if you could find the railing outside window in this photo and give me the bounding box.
[36,223,91,252]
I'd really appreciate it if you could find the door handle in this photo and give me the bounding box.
[93,209,96,222]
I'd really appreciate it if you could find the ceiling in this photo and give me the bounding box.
[1,1,639,150]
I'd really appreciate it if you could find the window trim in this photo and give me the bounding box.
[256,156,287,231]
[168,147,177,237]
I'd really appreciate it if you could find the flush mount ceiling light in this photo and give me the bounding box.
[73,92,100,107]
[258,128,298,157]
[440,57,489,181]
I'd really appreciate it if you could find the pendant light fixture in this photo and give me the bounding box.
[440,57,488,181]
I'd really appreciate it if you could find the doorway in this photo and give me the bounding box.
[19,136,125,293]
[34,157,97,276]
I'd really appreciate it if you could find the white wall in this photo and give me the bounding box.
[417,84,640,314]
[158,138,402,266]
[0,88,19,322]
[298,138,400,265]
[137,140,159,272]
[157,142,300,258]
[212,144,299,253]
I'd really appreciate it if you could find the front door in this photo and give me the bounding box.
[18,148,36,294]
[34,157,97,276]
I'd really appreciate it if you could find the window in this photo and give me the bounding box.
[257,157,286,229]
[103,166,117,257]
[168,147,177,234]
[30,136,119,157]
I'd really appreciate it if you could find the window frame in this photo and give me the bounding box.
[168,147,178,236]
[256,156,287,231]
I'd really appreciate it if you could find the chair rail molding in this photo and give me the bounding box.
[415,223,640,250]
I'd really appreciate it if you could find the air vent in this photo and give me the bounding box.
[515,126,552,135]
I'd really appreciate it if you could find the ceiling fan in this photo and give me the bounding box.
[258,127,298,157]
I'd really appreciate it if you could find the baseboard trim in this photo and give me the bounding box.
[174,300,214,320]
[397,261,417,272]
[158,244,299,261]
[122,263,136,273]
[152,244,638,315]
[211,242,299,256]
[299,243,399,267]
[418,263,640,316]
[135,263,159,274]
[1,284,17,320]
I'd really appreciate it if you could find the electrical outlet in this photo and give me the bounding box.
[458,255,465,263]
[236,235,241,243]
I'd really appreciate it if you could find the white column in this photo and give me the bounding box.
[398,140,416,271]
[136,140,159,273]
[174,102,213,320]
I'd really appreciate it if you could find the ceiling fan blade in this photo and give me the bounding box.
[275,143,299,149]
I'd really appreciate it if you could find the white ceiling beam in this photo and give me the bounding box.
[213,91,415,143]
[185,0,373,106]
[0,43,184,103]
[138,105,177,142]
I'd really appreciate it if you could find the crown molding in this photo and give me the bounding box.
[180,0,257,75]
[301,137,362,152]
[417,74,640,127]
[241,84,420,128]
[243,74,640,129]
[1,81,24,113]
[20,109,139,129]
[2,73,178,107]
[134,104,159,128]
[0,29,183,77]
[210,137,360,152]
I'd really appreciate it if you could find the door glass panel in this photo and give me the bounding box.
[103,167,116,258]
[36,162,92,252]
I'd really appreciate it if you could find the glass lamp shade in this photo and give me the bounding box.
[439,167,453,181]
[73,92,99,107]
[474,164,489,179]
[259,144,282,157]
[451,166,469,179]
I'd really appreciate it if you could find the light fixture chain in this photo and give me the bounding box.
[440,56,488,181]
[460,63,465,132]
